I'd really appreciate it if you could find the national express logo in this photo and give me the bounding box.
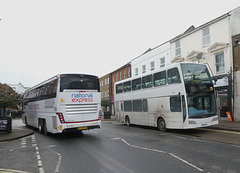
[72,93,93,103]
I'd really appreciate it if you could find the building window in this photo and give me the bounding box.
[160,57,165,68]
[128,67,131,77]
[124,69,126,79]
[120,71,122,80]
[142,65,146,73]
[215,52,225,73]
[203,27,210,46]
[105,79,107,85]
[112,75,114,83]
[135,68,138,76]
[116,73,118,81]
[175,40,181,56]
[150,61,155,71]
[107,77,109,85]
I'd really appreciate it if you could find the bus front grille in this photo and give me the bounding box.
[65,104,98,115]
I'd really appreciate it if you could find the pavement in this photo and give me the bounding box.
[0,116,239,142]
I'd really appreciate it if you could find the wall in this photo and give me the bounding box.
[170,17,231,77]
[131,42,170,77]
[234,71,240,121]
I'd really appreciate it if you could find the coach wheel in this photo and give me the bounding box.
[125,116,131,126]
[43,120,49,136]
[38,119,44,134]
[157,118,166,132]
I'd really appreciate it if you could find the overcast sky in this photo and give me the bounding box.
[0,0,239,87]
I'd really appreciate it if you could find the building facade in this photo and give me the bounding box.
[131,42,171,78]
[100,74,110,113]
[170,7,240,121]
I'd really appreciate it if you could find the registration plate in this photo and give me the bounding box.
[78,126,88,130]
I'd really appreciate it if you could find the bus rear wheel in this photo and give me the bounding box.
[38,119,44,134]
[157,118,166,132]
[43,120,49,136]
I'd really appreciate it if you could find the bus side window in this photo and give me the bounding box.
[170,96,181,112]
[168,68,181,84]
[116,84,123,94]
[124,101,132,112]
[143,99,148,112]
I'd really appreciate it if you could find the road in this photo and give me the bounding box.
[0,121,240,173]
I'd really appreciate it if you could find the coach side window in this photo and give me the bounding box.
[167,68,181,84]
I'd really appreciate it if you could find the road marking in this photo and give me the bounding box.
[0,168,31,173]
[31,135,44,173]
[46,145,62,173]
[199,128,240,135]
[169,153,204,172]
[111,137,204,172]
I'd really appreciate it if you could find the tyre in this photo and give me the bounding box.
[157,118,166,132]
[38,119,44,134]
[125,116,131,126]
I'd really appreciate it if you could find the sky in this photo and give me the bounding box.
[0,0,240,87]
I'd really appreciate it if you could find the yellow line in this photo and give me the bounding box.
[199,128,240,135]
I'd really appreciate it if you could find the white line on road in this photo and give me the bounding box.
[111,137,204,172]
[46,145,62,173]
[31,135,44,173]
[169,153,204,172]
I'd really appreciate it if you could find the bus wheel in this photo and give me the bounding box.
[43,120,49,136]
[38,119,44,134]
[157,118,166,132]
[125,116,131,126]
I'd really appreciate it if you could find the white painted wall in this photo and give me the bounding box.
[131,42,170,77]
[170,16,232,77]
[230,6,240,36]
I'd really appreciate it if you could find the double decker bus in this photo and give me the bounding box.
[22,74,102,135]
[114,62,218,131]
